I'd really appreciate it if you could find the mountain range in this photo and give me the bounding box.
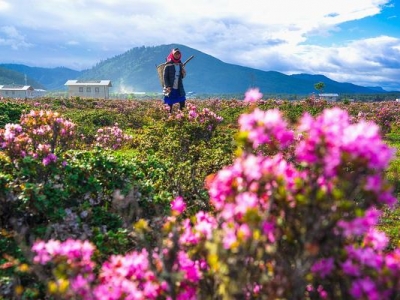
[0,44,391,95]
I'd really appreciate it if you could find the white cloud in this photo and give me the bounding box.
[0,0,9,10]
[66,40,80,46]
[0,26,32,49]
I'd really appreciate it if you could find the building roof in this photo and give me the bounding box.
[0,85,34,91]
[65,80,112,87]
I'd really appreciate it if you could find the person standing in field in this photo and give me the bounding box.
[163,48,186,113]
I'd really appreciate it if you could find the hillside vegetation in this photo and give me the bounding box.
[0,67,45,89]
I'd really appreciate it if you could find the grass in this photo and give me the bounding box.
[379,131,400,249]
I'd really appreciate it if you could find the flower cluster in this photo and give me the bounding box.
[165,103,223,131]
[32,239,95,298]
[238,108,294,150]
[94,123,132,150]
[0,110,76,165]
[32,238,203,299]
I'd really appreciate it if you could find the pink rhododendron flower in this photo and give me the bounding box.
[176,251,202,283]
[235,192,259,218]
[222,223,238,249]
[346,245,384,270]
[238,108,294,149]
[341,259,361,276]
[171,196,186,214]
[350,277,380,299]
[237,223,251,241]
[337,207,381,237]
[363,228,389,250]
[179,219,199,245]
[194,211,217,239]
[311,258,334,278]
[42,153,57,166]
[262,221,276,243]
[244,88,263,102]
[342,120,395,170]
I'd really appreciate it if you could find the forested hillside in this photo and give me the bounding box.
[0,64,80,90]
[0,67,45,89]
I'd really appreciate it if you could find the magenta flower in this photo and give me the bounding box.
[363,228,389,250]
[342,120,395,170]
[262,221,276,243]
[235,192,259,218]
[337,207,381,237]
[238,108,294,149]
[176,251,202,283]
[350,277,379,299]
[311,257,334,278]
[244,88,263,102]
[222,223,238,249]
[179,219,199,246]
[171,196,186,214]
[42,153,57,166]
[341,259,361,276]
[194,211,217,239]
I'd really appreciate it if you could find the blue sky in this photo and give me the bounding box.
[0,0,399,91]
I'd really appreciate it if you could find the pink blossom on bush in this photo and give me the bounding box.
[95,123,132,150]
[193,211,217,239]
[341,259,361,276]
[176,251,202,283]
[165,102,223,133]
[337,207,381,237]
[244,88,263,103]
[238,108,294,149]
[0,110,77,162]
[94,249,165,300]
[350,277,380,300]
[222,223,238,249]
[296,107,395,178]
[171,196,186,214]
[363,228,389,251]
[311,257,334,278]
[385,249,400,272]
[179,219,200,246]
[42,153,57,166]
[342,120,395,170]
[262,221,276,243]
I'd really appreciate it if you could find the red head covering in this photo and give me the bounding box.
[166,48,182,63]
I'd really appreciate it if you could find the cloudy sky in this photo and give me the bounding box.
[1,0,399,91]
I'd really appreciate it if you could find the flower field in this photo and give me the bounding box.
[0,92,399,299]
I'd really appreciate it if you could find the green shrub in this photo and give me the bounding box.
[0,102,29,127]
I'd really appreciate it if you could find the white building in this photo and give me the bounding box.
[0,85,34,98]
[319,93,339,102]
[65,80,112,99]
[32,89,47,98]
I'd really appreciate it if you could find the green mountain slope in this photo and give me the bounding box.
[290,74,387,93]
[0,44,387,94]
[0,64,80,90]
[0,67,46,89]
[78,44,382,94]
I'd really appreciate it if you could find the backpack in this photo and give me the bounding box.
[156,55,194,88]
